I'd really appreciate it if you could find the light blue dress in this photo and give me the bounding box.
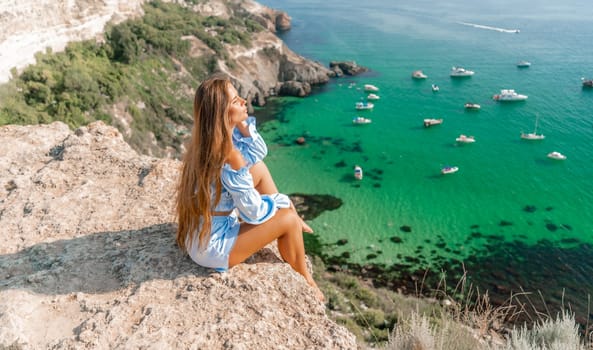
[186,117,291,271]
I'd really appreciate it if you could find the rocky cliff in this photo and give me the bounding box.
[0,0,332,102]
[0,121,357,349]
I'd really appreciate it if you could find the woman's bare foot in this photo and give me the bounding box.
[306,278,325,302]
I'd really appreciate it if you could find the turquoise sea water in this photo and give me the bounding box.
[256,0,593,320]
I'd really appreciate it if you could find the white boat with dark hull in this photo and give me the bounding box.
[517,61,531,68]
[450,66,475,77]
[464,102,481,109]
[493,89,528,101]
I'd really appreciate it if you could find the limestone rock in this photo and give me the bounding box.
[0,121,357,349]
[275,12,292,31]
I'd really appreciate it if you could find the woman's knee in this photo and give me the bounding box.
[275,208,300,229]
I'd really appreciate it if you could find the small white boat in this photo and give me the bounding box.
[364,84,379,92]
[423,118,443,127]
[431,84,440,92]
[493,89,528,101]
[352,116,372,125]
[355,101,374,110]
[521,132,545,140]
[450,66,475,77]
[547,151,566,160]
[441,166,459,174]
[464,102,481,109]
[354,165,363,180]
[367,93,380,100]
[517,61,531,68]
[521,115,544,140]
[455,134,475,143]
[412,70,428,79]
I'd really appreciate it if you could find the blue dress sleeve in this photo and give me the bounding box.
[221,164,290,224]
[232,117,268,168]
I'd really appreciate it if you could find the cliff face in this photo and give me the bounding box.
[0,0,332,101]
[0,0,147,83]
[0,121,357,349]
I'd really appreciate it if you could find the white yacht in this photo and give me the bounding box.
[547,151,566,160]
[493,89,528,101]
[352,116,372,125]
[354,165,363,180]
[355,101,374,110]
[450,66,475,77]
[423,118,443,127]
[412,70,428,79]
[521,115,544,140]
[367,93,380,100]
[441,166,459,174]
[364,84,379,92]
[455,134,475,143]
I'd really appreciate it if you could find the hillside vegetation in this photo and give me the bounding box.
[0,0,264,157]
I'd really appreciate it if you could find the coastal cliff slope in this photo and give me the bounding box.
[0,0,146,83]
[0,121,357,349]
[0,0,331,101]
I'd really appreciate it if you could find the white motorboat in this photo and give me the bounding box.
[441,166,459,174]
[450,66,475,77]
[364,84,379,92]
[464,102,481,109]
[547,151,566,160]
[517,61,531,68]
[412,70,428,79]
[367,93,380,100]
[493,89,528,101]
[355,101,374,110]
[423,118,443,127]
[431,84,440,92]
[352,116,372,125]
[520,115,544,140]
[455,134,475,143]
[354,165,363,180]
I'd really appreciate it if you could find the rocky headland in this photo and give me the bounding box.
[0,121,357,349]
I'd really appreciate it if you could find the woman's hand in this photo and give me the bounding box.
[236,120,250,137]
[227,148,247,170]
[301,218,314,234]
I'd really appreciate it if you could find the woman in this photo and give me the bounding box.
[175,74,323,301]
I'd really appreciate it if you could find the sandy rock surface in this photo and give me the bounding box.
[0,121,357,349]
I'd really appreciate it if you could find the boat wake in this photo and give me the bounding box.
[458,22,520,33]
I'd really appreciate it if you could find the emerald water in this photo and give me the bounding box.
[256,0,593,318]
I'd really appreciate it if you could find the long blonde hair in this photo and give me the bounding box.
[176,75,234,251]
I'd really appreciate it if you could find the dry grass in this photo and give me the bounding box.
[383,270,593,350]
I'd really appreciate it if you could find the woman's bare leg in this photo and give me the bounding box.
[250,161,313,233]
[250,161,278,194]
[228,208,324,301]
